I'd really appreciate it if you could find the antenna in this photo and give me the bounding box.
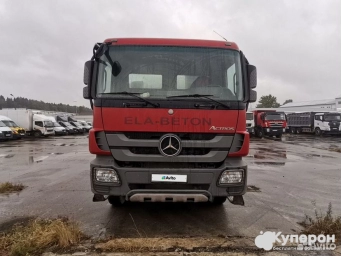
[213,30,228,42]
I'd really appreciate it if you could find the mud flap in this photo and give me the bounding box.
[93,194,107,202]
[228,195,245,206]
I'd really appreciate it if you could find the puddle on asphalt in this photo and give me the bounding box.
[52,143,77,147]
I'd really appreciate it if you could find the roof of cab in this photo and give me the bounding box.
[103,38,239,51]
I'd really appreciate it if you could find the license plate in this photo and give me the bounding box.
[151,174,187,183]
[5,134,11,137]
[272,129,277,131]
[20,133,25,135]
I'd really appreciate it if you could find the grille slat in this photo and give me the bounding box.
[123,132,217,141]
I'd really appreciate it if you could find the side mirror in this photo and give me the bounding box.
[83,86,90,100]
[249,89,257,103]
[83,61,94,85]
[247,65,257,89]
[83,60,97,100]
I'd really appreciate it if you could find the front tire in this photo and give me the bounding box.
[212,197,227,205]
[108,196,125,206]
[315,127,322,136]
[33,131,41,137]
[256,128,264,138]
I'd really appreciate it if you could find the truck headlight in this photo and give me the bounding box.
[266,128,270,132]
[219,170,243,184]
[283,128,285,132]
[94,168,120,183]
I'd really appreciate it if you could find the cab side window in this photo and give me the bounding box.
[35,121,43,127]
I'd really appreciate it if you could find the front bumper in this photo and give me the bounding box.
[0,133,13,140]
[324,129,341,135]
[264,128,284,136]
[247,127,254,134]
[55,130,67,135]
[90,155,247,202]
[12,133,26,139]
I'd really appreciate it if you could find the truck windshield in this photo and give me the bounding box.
[246,113,253,120]
[97,46,243,102]
[53,122,61,127]
[324,115,341,121]
[0,121,6,127]
[44,121,54,127]
[2,120,18,127]
[265,114,286,120]
[62,122,72,126]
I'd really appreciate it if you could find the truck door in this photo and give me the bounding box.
[314,115,324,130]
[34,121,45,133]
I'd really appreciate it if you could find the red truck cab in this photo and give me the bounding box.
[253,110,287,138]
[83,38,257,206]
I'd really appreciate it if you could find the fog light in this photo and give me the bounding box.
[94,168,120,183]
[219,170,243,184]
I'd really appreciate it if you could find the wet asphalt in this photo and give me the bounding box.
[0,134,340,239]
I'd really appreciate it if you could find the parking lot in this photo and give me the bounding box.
[0,134,340,240]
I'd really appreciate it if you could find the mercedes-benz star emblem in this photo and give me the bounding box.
[158,134,182,157]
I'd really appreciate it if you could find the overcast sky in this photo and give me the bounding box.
[0,0,340,107]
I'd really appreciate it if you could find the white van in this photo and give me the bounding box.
[0,115,26,139]
[45,116,67,135]
[0,109,54,137]
[0,120,13,140]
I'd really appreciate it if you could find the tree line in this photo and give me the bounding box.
[0,95,92,115]
[256,95,293,108]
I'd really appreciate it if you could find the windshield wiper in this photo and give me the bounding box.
[167,94,230,109]
[99,91,159,108]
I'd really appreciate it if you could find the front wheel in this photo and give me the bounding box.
[315,127,322,136]
[212,197,227,205]
[33,131,41,137]
[256,128,264,138]
[108,196,126,206]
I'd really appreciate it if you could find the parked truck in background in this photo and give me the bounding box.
[78,120,92,132]
[0,115,26,139]
[56,115,79,134]
[246,112,255,135]
[253,110,286,138]
[45,116,67,136]
[82,38,257,206]
[67,116,86,133]
[287,112,341,135]
[0,109,54,137]
[0,120,13,140]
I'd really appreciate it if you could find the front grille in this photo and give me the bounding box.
[123,132,217,140]
[269,122,283,128]
[129,147,211,156]
[116,160,224,169]
[105,132,234,165]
